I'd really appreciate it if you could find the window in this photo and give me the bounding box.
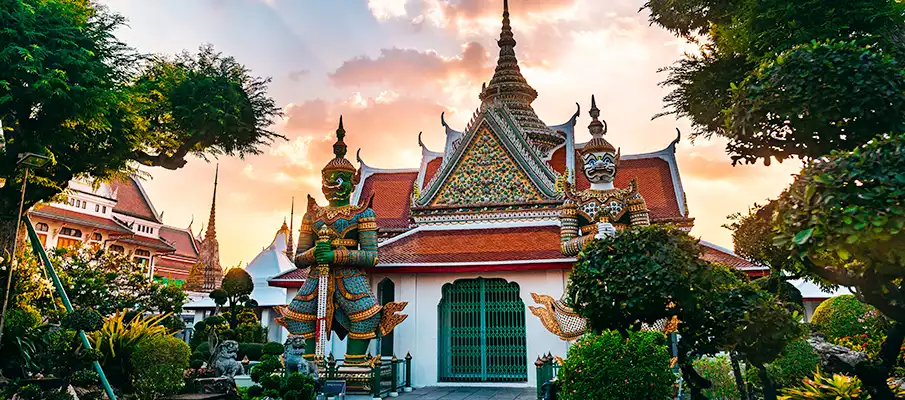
[36,223,49,232]
[59,228,82,238]
[133,249,151,266]
[102,206,107,213]
[95,204,100,212]
[149,228,154,234]
[109,245,124,253]
[92,232,102,241]
[82,201,86,209]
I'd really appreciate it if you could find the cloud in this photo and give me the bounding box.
[328,42,491,91]
[369,0,409,20]
[288,69,310,82]
[241,164,255,179]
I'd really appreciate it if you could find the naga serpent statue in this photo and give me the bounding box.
[275,117,408,366]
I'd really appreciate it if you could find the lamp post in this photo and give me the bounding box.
[0,152,52,345]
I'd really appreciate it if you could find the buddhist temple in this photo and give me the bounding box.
[185,165,224,292]
[28,176,201,283]
[266,0,834,388]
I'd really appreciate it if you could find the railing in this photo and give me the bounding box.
[319,352,413,398]
[534,353,561,400]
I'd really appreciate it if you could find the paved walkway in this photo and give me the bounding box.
[395,387,536,399]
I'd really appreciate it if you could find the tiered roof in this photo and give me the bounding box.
[271,0,753,285]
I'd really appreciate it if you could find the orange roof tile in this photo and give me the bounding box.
[110,178,160,222]
[700,242,763,270]
[156,256,194,272]
[358,172,417,229]
[548,148,686,221]
[160,226,199,259]
[423,157,443,186]
[117,235,176,252]
[30,206,133,234]
[378,226,564,264]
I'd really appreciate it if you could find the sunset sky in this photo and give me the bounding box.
[102,0,802,267]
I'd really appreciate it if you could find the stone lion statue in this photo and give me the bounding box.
[212,340,243,378]
[283,336,318,378]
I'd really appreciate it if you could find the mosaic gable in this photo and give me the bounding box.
[431,126,545,207]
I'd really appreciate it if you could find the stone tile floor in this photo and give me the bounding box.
[394,387,536,399]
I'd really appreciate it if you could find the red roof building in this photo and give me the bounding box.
[267,1,772,387]
[28,177,201,282]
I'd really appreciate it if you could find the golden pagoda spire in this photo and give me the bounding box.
[287,197,295,259]
[204,164,218,241]
[477,0,563,153]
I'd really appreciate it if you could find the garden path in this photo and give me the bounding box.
[393,387,537,399]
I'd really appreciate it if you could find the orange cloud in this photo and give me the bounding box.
[328,42,491,90]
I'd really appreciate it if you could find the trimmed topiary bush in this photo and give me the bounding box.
[238,342,264,361]
[130,335,191,399]
[767,338,820,389]
[558,330,674,400]
[62,309,104,332]
[811,295,888,340]
[262,341,284,356]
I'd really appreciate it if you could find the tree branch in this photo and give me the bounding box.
[801,257,858,286]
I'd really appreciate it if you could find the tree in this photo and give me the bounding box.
[568,225,802,399]
[647,0,905,165]
[774,134,905,399]
[217,267,253,329]
[0,0,282,260]
[567,226,698,336]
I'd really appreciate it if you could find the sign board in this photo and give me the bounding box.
[322,380,347,395]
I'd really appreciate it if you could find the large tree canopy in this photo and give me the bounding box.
[0,0,282,228]
[647,0,905,165]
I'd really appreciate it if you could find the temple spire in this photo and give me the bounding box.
[204,164,218,240]
[476,0,563,154]
[287,197,295,259]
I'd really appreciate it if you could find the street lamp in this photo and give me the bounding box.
[0,152,52,345]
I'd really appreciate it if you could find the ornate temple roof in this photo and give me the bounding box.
[478,0,563,153]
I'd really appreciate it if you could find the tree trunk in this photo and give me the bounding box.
[880,321,905,373]
[729,352,750,400]
[854,360,895,400]
[0,217,26,265]
[753,363,777,400]
[681,360,712,400]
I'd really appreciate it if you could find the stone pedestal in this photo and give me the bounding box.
[187,377,237,399]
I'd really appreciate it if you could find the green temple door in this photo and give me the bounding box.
[438,278,528,382]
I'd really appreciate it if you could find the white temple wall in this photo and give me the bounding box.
[370,269,571,388]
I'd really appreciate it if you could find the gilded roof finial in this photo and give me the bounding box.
[588,95,607,137]
[334,115,347,159]
[322,116,356,175]
[582,95,615,154]
[204,164,219,240]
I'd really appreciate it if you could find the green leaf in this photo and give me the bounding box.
[793,228,814,245]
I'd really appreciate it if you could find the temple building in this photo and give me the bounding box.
[268,0,837,387]
[185,220,294,343]
[28,176,201,283]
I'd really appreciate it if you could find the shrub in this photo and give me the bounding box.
[5,305,42,337]
[281,373,316,399]
[767,339,820,389]
[90,311,170,390]
[262,341,284,356]
[810,295,888,340]
[71,369,99,387]
[130,335,191,399]
[238,343,264,361]
[247,385,264,398]
[558,330,674,400]
[235,323,267,343]
[778,369,905,399]
[693,355,741,400]
[62,309,104,332]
